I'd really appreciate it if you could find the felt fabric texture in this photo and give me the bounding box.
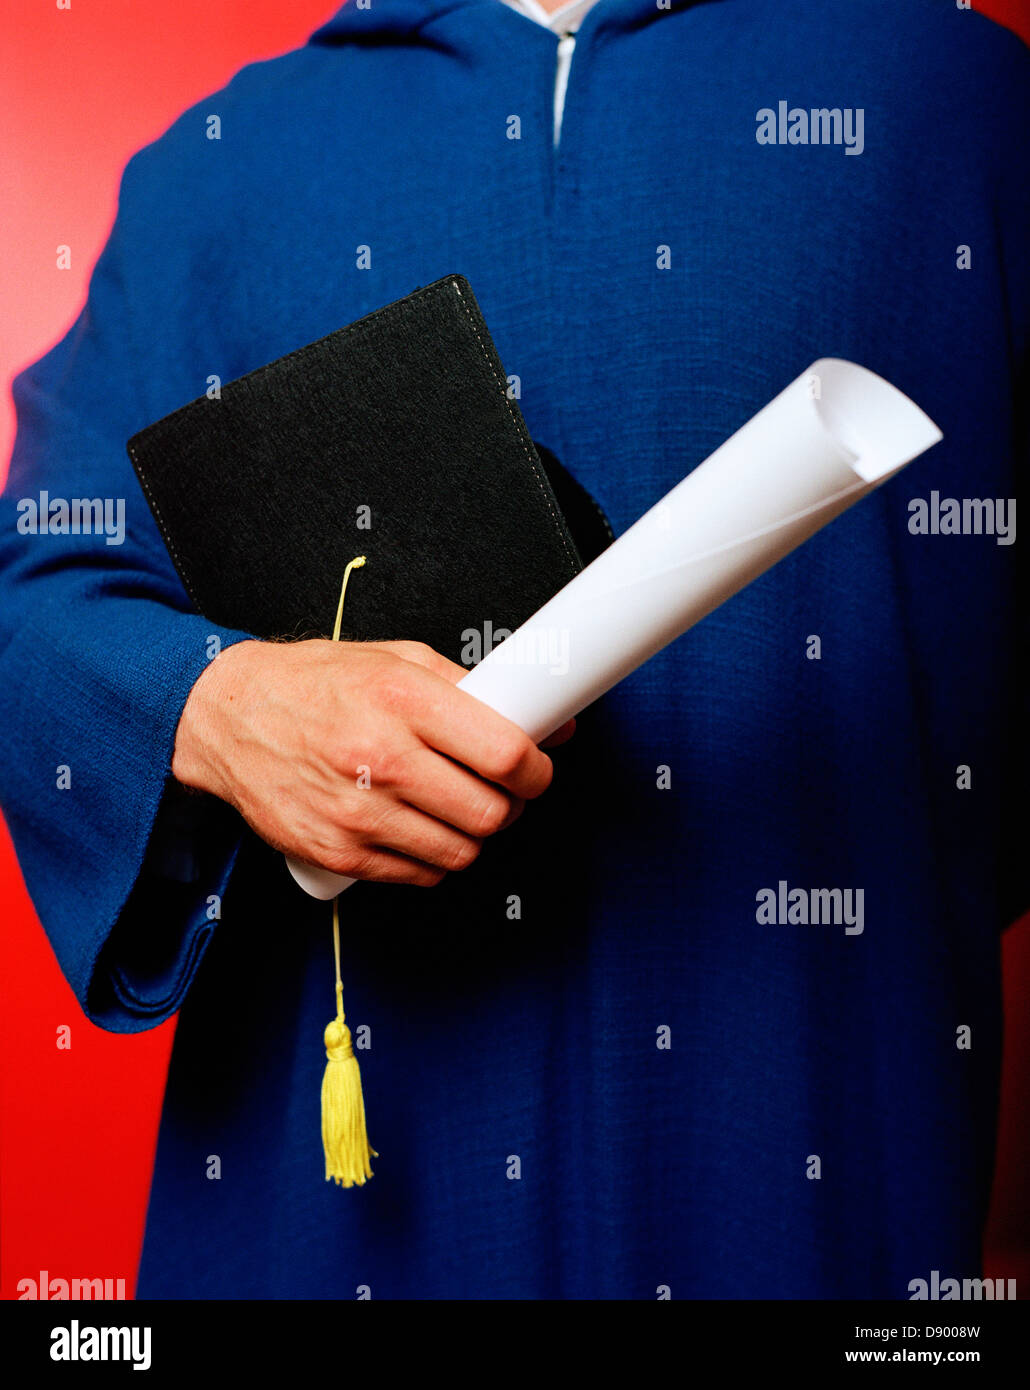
[0,0,1027,1299]
[128,275,609,661]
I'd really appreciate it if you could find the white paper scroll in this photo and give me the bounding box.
[287,358,941,900]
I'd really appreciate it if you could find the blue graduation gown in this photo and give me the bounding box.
[1,0,1027,1299]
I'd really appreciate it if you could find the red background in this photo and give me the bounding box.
[1,0,1027,1300]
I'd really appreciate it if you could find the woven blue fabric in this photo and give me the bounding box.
[1,0,1026,1299]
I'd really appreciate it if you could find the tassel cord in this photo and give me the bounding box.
[320,555,377,1187]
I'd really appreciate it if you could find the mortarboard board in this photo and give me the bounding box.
[128,274,612,660]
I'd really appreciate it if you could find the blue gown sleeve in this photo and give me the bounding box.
[0,161,255,1033]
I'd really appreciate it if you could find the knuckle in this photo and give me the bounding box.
[347,794,389,837]
[486,732,531,783]
[470,795,510,837]
[443,837,482,872]
[391,640,428,665]
[369,744,411,791]
[365,746,396,788]
[350,849,386,880]
[324,844,369,878]
[371,665,415,714]
[415,865,448,888]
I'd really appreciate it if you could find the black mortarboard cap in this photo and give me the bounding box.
[128,275,611,659]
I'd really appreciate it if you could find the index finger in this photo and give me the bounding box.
[405,672,554,800]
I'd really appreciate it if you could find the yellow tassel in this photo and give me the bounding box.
[322,902,378,1186]
[320,554,377,1187]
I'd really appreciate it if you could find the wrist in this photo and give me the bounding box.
[172,639,259,800]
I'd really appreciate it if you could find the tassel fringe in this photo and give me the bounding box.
[321,985,378,1186]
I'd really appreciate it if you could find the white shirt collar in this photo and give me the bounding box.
[501,0,600,34]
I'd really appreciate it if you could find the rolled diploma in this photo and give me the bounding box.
[288,358,941,899]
